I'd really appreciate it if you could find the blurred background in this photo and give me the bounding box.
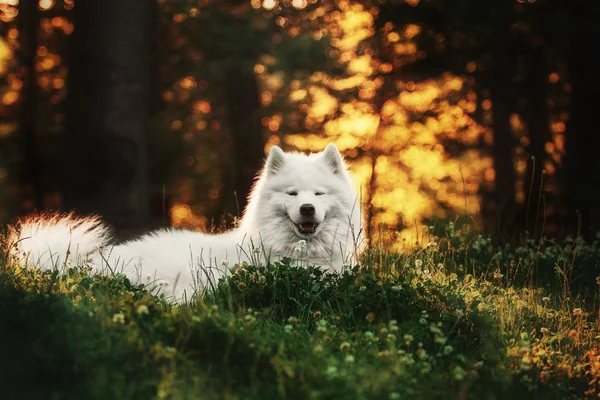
[0,0,598,246]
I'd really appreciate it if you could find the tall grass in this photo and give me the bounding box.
[1,223,600,399]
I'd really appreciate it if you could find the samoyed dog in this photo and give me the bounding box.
[7,143,363,301]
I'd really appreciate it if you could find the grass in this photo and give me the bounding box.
[1,223,600,399]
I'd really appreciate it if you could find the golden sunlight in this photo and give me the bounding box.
[287,5,489,245]
[38,0,54,11]
[0,37,11,75]
[262,0,277,11]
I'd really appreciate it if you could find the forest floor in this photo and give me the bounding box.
[1,222,600,399]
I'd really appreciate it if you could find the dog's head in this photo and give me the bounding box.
[249,143,361,242]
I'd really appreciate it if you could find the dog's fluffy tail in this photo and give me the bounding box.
[6,213,112,269]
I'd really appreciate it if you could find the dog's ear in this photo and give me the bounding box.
[322,143,344,175]
[266,145,286,176]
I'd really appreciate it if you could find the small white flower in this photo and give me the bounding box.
[415,259,423,268]
[220,260,229,268]
[112,312,125,324]
[521,355,531,370]
[136,305,149,315]
[429,325,443,336]
[453,366,466,380]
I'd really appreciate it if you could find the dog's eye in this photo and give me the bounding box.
[287,191,298,196]
[315,192,325,196]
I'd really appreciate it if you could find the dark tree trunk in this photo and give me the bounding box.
[519,48,551,238]
[222,64,265,220]
[486,84,517,235]
[64,0,155,237]
[17,0,42,212]
[481,1,518,237]
[146,5,172,229]
[563,1,600,238]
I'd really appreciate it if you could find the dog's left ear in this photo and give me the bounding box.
[322,143,344,175]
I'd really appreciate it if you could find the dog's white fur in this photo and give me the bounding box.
[7,144,363,302]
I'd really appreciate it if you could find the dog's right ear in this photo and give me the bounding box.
[266,145,286,176]
[322,143,345,175]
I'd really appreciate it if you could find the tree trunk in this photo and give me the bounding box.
[563,1,600,238]
[222,64,265,221]
[480,0,518,237]
[64,0,155,237]
[17,0,42,212]
[486,84,517,236]
[519,47,551,238]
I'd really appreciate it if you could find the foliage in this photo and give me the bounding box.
[2,224,600,399]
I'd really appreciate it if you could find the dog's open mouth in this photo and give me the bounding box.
[297,221,318,234]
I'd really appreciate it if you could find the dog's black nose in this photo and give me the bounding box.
[300,204,315,216]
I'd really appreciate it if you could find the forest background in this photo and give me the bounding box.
[1,0,598,246]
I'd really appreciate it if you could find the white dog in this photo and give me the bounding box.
[8,144,363,301]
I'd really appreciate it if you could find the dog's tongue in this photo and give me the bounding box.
[299,222,315,232]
